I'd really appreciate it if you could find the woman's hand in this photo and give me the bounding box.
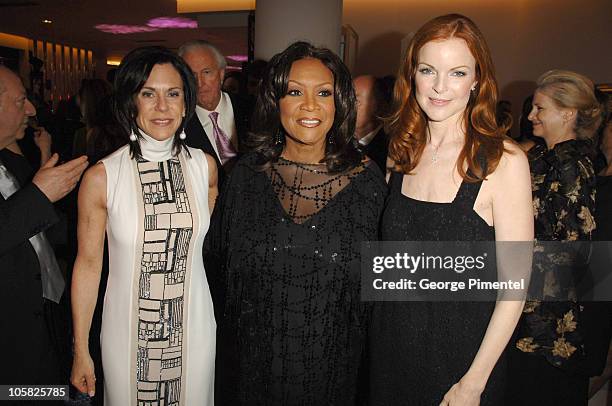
[70,163,107,398]
[439,376,483,406]
[70,351,96,397]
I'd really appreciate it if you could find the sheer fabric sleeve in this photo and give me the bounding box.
[203,159,241,319]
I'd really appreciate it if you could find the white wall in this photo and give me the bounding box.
[343,0,612,135]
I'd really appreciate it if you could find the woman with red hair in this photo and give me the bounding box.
[369,14,533,405]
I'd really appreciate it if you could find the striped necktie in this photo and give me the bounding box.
[209,111,237,165]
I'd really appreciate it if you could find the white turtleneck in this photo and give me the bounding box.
[138,130,176,162]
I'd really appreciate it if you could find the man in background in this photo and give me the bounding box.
[354,75,392,172]
[0,65,87,386]
[179,40,250,187]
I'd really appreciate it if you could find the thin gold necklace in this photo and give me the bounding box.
[431,142,443,164]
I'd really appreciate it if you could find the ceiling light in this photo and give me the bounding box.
[106,57,122,66]
[42,19,52,24]
[177,0,255,13]
[226,55,248,62]
[147,17,197,29]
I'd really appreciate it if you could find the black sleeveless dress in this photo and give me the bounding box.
[369,171,505,406]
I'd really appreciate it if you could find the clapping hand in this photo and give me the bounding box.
[32,154,88,202]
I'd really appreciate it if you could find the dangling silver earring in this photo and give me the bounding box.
[328,134,335,146]
[275,131,283,145]
[129,129,137,142]
[179,128,187,140]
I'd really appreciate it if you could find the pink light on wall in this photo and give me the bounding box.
[226,55,248,62]
[95,24,160,34]
[147,17,197,29]
[95,17,197,35]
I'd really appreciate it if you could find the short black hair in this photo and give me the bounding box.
[248,41,361,173]
[113,46,197,159]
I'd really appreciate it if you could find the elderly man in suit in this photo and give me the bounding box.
[354,75,391,172]
[0,65,87,386]
[179,40,249,186]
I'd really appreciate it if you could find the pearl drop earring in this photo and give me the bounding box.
[179,129,187,140]
[129,130,137,142]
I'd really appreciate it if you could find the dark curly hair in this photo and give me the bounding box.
[113,46,197,159]
[248,41,361,173]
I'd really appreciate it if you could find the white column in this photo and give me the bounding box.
[254,0,343,61]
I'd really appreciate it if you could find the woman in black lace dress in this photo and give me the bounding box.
[208,42,386,405]
[507,70,603,406]
[369,14,533,406]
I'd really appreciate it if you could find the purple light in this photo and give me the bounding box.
[147,17,197,29]
[95,24,160,34]
[226,55,248,62]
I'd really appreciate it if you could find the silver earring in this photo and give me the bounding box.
[179,129,187,140]
[129,130,137,142]
[328,134,335,146]
[275,131,283,145]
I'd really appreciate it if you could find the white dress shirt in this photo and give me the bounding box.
[195,91,237,161]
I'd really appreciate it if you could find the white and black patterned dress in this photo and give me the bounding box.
[100,133,215,406]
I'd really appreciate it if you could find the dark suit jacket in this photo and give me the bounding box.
[184,93,250,188]
[0,149,63,384]
[360,127,389,173]
[187,94,250,326]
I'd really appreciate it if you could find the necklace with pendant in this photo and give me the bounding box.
[431,143,442,164]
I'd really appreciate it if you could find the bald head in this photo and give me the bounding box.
[354,75,379,139]
[0,66,36,149]
[0,65,11,97]
[354,75,376,92]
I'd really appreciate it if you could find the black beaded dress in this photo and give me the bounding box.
[208,153,386,405]
[369,171,504,406]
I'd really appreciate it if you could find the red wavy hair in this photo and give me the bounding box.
[387,14,509,180]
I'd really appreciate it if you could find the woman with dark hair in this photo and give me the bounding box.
[507,70,603,406]
[73,79,125,162]
[209,41,385,405]
[70,46,218,405]
[369,14,533,405]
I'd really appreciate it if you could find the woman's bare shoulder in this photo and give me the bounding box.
[83,162,106,184]
[79,162,107,206]
[495,140,529,175]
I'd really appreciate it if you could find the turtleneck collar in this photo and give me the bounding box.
[138,130,175,162]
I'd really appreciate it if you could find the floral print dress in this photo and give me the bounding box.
[514,140,596,371]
